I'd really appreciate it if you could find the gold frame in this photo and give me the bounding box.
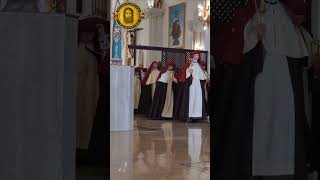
[168,2,186,48]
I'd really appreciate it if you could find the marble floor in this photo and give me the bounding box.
[110,115,210,180]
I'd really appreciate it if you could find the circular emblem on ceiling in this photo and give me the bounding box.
[113,2,145,30]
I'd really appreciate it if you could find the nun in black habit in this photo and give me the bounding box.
[138,61,160,116]
[148,61,178,120]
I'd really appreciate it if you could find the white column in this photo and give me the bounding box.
[147,8,164,65]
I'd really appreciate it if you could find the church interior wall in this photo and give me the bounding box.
[66,0,109,19]
[133,0,210,68]
[136,18,150,67]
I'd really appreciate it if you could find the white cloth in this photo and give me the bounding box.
[158,70,170,83]
[159,71,175,118]
[146,69,160,85]
[251,0,308,175]
[243,14,260,54]
[146,69,160,99]
[186,62,207,80]
[244,1,308,58]
[253,53,295,175]
[188,62,206,118]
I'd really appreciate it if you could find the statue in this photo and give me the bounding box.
[128,28,143,63]
[2,0,40,12]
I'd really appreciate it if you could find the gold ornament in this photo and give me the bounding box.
[113,2,145,30]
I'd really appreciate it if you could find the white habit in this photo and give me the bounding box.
[187,62,206,118]
[244,0,308,176]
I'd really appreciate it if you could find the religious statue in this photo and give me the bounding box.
[129,33,135,59]
[130,33,136,45]
[2,0,40,12]
[127,28,143,65]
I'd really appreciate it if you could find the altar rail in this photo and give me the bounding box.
[128,45,208,70]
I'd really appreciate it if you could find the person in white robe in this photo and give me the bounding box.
[179,51,207,122]
[244,0,310,178]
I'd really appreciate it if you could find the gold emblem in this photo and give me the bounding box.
[113,2,145,30]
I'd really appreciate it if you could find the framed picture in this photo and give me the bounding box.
[168,2,185,48]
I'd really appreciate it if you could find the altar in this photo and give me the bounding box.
[0,13,78,180]
[110,65,134,131]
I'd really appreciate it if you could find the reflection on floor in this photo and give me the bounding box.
[110,114,210,180]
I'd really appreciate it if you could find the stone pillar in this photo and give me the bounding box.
[145,8,164,66]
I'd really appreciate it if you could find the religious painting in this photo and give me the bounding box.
[168,3,185,48]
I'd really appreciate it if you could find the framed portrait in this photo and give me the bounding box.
[168,2,185,48]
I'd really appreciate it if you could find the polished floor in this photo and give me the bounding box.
[110,114,210,180]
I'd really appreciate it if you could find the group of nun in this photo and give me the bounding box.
[134,51,209,122]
